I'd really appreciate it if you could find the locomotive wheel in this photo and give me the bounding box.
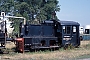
[56,47,59,50]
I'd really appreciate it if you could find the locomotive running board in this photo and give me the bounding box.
[31,46,59,49]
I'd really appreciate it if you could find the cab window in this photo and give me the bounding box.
[63,26,71,34]
[67,26,70,34]
[63,26,66,33]
[73,26,76,34]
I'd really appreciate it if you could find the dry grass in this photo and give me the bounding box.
[5,41,16,49]
[1,41,90,60]
[80,40,90,47]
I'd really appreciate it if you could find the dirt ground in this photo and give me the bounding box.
[0,41,90,60]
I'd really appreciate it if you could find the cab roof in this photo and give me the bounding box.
[58,21,80,26]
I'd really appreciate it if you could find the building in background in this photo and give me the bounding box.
[79,26,84,34]
[84,25,90,34]
[82,25,90,40]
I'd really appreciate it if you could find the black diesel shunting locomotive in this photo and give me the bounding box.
[15,20,80,53]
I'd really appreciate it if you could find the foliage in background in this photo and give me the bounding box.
[0,0,60,32]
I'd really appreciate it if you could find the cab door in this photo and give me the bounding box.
[62,25,79,46]
[72,26,80,46]
[62,25,72,46]
[71,26,77,46]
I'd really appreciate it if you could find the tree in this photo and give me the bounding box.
[0,0,60,32]
[0,0,14,15]
[0,0,60,22]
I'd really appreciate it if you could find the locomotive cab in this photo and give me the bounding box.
[59,21,80,47]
